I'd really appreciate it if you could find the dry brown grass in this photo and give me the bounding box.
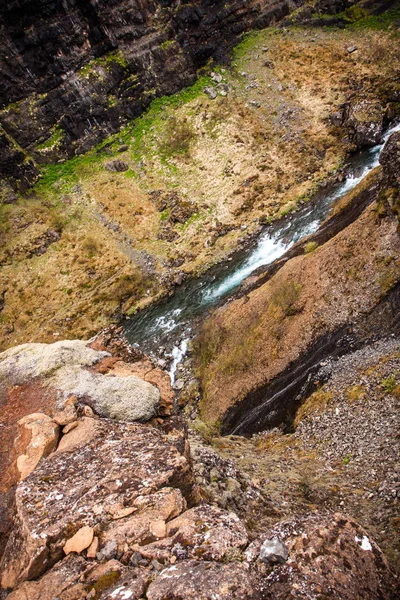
[1,25,399,349]
[196,201,400,426]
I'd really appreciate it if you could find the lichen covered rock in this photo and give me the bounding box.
[0,340,161,422]
[137,504,248,563]
[344,100,384,148]
[0,418,193,589]
[5,556,136,600]
[146,560,257,600]
[247,513,397,600]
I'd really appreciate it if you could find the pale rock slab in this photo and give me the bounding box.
[64,526,94,555]
[15,413,59,480]
[0,340,160,423]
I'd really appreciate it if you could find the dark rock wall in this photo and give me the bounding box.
[0,0,304,187]
[3,0,377,187]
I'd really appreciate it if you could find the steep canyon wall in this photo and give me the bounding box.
[0,0,369,188]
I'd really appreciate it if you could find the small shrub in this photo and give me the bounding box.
[191,419,220,444]
[49,208,69,232]
[344,6,369,22]
[160,209,170,221]
[193,316,228,374]
[378,270,398,294]
[299,477,314,501]
[111,271,146,302]
[294,389,333,426]
[346,385,366,403]
[304,241,318,254]
[381,374,398,394]
[342,454,351,466]
[82,236,99,257]
[159,116,195,157]
[270,279,302,317]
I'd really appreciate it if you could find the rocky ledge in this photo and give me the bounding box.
[0,337,399,598]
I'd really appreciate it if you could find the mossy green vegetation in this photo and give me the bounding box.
[36,126,64,151]
[160,39,178,51]
[232,28,272,62]
[294,389,334,426]
[381,373,399,393]
[78,50,128,79]
[314,1,400,32]
[270,279,302,317]
[304,241,318,254]
[33,74,212,195]
[345,4,400,30]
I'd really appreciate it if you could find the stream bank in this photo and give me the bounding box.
[123,123,400,378]
[192,128,400,433]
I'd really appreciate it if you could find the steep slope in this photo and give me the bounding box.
[0,0,305,187]
[1,16,399,351]
[194,132,400,431]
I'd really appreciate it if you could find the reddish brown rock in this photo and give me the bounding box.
[96,569,150,600]
[6,556,133,600]
[5,555,89,600]
[0,379,55,494]
[53,397,78,426]
[56,417,99,453]
[246,513,397,600]
[146,560,258,600]
[100,487,187,556]
[0,419,193,590]
[64,526,94,556]
[137,505,248,563]
[15,413,59,480]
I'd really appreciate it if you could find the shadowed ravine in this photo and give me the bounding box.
[222,279,400,435]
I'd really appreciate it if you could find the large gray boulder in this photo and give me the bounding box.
[0,340,160,422]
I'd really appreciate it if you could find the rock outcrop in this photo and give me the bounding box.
[247,513,398,599]
[14,413,60,480]
[146,560,256,600]
[343,100,384,148]
[0,337,173,562]
[0,0,376,188]
[0,340,162,422]
[0,335,398,598]
[0,417,194,589]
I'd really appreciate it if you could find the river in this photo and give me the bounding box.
[124,122,400,381]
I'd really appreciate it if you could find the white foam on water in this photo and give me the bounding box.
[202,121,400,307]
[169,338,189,384]
[204,234,290,302]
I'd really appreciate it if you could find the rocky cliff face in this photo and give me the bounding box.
[0,0,300,188]
[0,336,398,598]
[2,0,383,189]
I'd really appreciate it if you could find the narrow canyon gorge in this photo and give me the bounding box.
[1,1,400,598]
